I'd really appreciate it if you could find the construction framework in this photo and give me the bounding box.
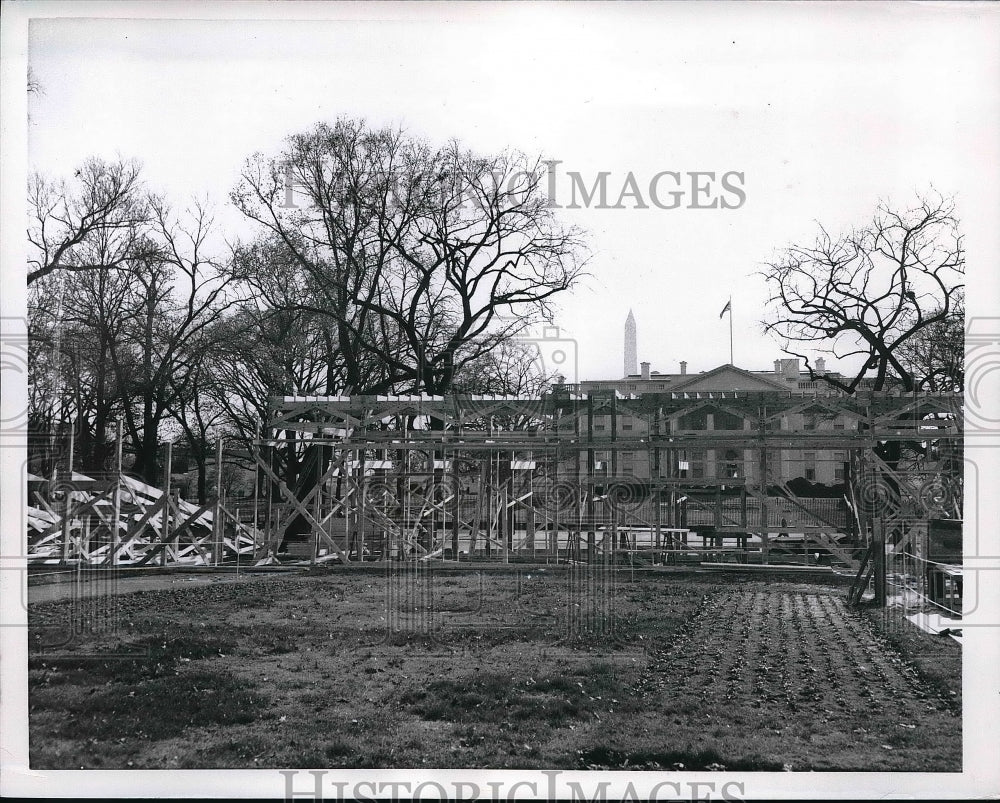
[28,389,962,607]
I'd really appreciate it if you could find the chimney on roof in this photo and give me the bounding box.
[640,361,650,380]
[815,357,826,375]
[680,360,687,375]
[774,360,781,374]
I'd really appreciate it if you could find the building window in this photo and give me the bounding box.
[833,450,846,482]
[719,448,741,479]
[803,451,816,481]
[833,418,845,430]
[688,449,705,478]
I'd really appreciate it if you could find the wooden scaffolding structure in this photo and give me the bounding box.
[27,388,963,603]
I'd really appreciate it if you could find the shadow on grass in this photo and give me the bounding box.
[30,630,268,755]
[47,669,262,741]
[29,632,239,685]
[400,661,632,726]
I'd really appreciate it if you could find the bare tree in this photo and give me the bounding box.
[230,118,588,397]
[450,340,550,397]
[113,199,239,483]
[894,290,964,392]
[229,118,587,550]
[32,197,240,484]
[166,345,226,504]
[27,157,151,285]
[760,193,964,392]
[202,306,336,490]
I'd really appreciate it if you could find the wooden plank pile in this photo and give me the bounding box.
[26,473,263,566]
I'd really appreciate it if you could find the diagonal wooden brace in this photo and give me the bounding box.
[252,447,351,563]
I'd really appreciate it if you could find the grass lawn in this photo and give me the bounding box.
[28,567,960,771]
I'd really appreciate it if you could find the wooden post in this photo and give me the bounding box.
[234,506,241,573]
[312,454,322,565]
[874,518,887,607]
[484,449,492,559]
[213,437,223,566]
[402,445,411,560]
[501,484,509,564]
[586,394,595,564]
[611,501,618,564]
[507,456,515,558]
[360,450,368,562]
[161,440,173,566]
[552,449,561,563]
[81,511,92,563]
[252,420,261,559]
[654,485,662,557]
[526,456,536,560]
[61,419,75,563]
[451,452,461,561]
[759,443,770,565]
[112,419,123,566]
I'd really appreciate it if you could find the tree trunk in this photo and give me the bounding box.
[196,451,208,505]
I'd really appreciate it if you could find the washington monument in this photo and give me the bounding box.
[624,309,637,377]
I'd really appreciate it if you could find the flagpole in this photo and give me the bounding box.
[719,298,733,365]
[729,300,734,366]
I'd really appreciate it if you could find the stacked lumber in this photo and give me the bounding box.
[26,473,262,566]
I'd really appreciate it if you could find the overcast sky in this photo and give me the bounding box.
[22,1,1000,382]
